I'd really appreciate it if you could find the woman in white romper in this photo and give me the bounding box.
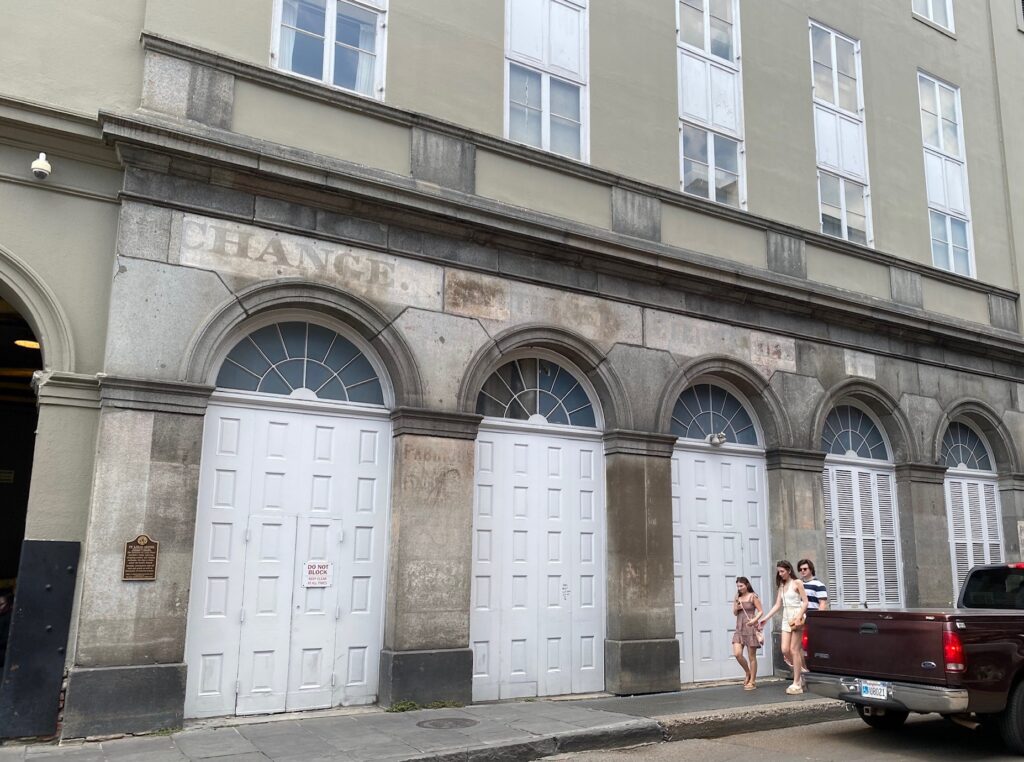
[758,560,809,695]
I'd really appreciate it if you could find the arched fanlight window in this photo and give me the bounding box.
[670,383,759,445]
[941,422,993,471]
[821,404,889,460]
[476,357,596,427]
[216,321,384,405]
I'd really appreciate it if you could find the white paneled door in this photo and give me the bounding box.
[471,426,605,701]
[672,447,771,684]
[184,401,390,718]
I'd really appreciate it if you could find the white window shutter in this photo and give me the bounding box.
[838,115,865,178]
[548,1,581,76]
[984,483,1004,563]
[858,471,881,607]
[924,151,946,208]
[823,470,838,596]
[681,52,709,123]
[815,106,840,169]
[509,0,545,63]
[835,467,862,608]
[944,158,966,214]
[709,65,737,132]
[876,473,901,606]
[947,479,970,594]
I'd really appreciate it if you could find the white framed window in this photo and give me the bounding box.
[677,0,745,208]
[918,72,973,277]
[912,0,954,32]
[810,22,871,246]
[505,0,589,161]
[272,0,387,99]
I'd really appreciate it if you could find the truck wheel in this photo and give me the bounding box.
[856,704,909,730]
[999,681,1024,754]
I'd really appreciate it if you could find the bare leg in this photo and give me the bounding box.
[747,646,758,687]
[780,631,798,689]
[791,627,805,688]
[732,641,751,685]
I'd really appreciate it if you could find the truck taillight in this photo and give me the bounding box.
[801,627,809,654]
[943,630,965,673]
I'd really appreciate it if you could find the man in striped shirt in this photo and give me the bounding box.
[798,559,829,611]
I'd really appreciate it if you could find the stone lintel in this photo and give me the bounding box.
[32,371,101,409]
[765,447,826,472]
[894,462,948,484]
[98,376,214,415]
[602,430,677,458]
[390,407,483,440]
[378,648,472,707]
[604,638,680,695]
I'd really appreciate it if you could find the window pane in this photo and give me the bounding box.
[811,25,831,66]
[714,133,738,173]
[822,209,843,238]
[284,0,326,34]
[835,38,855,77]
[509,65,542,147]
[684,159,710,198]
[939,86,957,122]
[952,246,970,275]
[844,180,865,216]
[942,119,960,156]
[838,73,857,112]
[819,172,841,207]
[510,103,542,147]
[932,239,951,270]
[912,0,929,15]
[551,117,581,159]
[710,0,732,23]
[281,29,324,79]
[715,169,739,207]
[334,46,375,94]
[680,1,704,49]
[950,218,968,248]
[919,77,937,114]
[682,125,708,162]
[921,111,940,148]
[336,2,376,51]
[550,78,580,121]
[930,210,949,242]
[847,218,867,245]
[813,63,834,104]
[510,64,542,109]
[933,0,950,28]
[710,18,733,61]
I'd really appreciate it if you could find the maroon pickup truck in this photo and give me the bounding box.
[805,564,1024,754]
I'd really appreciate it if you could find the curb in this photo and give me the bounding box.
[659,697,851,741]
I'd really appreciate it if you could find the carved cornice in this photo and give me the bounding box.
[390,407,483,440]
[765,448,826,472]
[32,371,101,409]
[602,430,678,458]
[99,376,214,415]
[894,462,948,484]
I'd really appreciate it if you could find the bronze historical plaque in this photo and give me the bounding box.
[123,534,159,581]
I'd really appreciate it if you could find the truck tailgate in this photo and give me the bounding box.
[805,610,948,685]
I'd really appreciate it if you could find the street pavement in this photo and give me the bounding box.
[0,679,850,762]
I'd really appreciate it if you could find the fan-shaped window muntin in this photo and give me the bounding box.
[670,383,759,446]
[216,321,384,405]
[476,357,596,428]
[821,404,889,461]
[942,422,993,471]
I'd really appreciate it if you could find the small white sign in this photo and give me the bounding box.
[303,561,333,588]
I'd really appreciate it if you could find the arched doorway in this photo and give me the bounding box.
[821,404,903,608]
[183,319,393,718]
[941,421,1004,598]
[669,382,771,683]
[470,355,605,700]
[0,298,42,670]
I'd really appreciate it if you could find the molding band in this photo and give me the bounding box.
[390,407,483,440]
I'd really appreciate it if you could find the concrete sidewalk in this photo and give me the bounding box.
[0,680,850,762]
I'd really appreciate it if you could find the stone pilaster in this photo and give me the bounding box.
[602,430,680,695]
[378,407,482,707]
[765,448,828,570]
[998,474,1024,562]
[62,377,212,738]
[895,463,950,607]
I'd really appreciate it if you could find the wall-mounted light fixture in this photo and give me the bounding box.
[14,339,40,349]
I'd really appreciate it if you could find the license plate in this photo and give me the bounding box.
[860,680,890,700]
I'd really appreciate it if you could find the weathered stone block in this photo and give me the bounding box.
[604,639,680,695]
[117,201,172,263]
[378,648,472,707]
[766,231,805,278]
[62,664,186,738]
[611,188,661,241]
[989,294,1019,332]
[254,196,317,230]
[890,267,923,308]
[411,128,476,194]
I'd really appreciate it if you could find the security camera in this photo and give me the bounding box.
[31,153,51,180]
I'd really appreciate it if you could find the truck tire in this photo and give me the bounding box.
[856,704,909,730]
[999,681,1024,754]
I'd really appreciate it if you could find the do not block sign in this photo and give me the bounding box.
[303,561,333,588]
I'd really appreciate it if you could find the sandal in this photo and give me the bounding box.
[744,684,757,691]
[785,684,804,695]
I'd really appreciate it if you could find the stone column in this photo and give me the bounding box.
[895,463,951,607]
[602,430,679,695]
[998,474,1024,562]
[765,448,828,568]
[378,408,482,706]
[62,377,212,738]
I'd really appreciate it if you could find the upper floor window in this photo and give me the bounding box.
[274,0,387,99]
[810,22,871,246]
[677,0,744,208]
[912,0,954,31]
[918,72,973,276]
[505,0,588,161]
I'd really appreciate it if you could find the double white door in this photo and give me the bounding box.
[184,401,390,718]
[470,426,605,700]
[672,447,770,683]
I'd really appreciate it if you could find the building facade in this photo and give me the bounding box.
[2,0,1024,739]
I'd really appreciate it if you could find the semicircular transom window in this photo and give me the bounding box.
[216,321,384,405]
[821,405,889,460]
[942,422,993,471]
[670,384,759,445]
[476,358,596,428]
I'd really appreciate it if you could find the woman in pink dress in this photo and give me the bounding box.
[732,576,764,690]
